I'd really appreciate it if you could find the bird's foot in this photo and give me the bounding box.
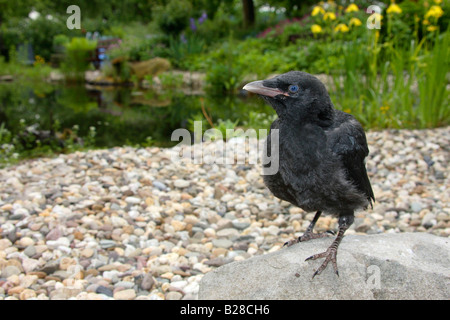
[283,230,334,247]
[305,246,339,279]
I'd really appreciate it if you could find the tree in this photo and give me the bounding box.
[242,0,255,28]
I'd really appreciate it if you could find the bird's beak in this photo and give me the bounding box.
[243,80,287,98]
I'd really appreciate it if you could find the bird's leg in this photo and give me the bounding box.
[284,211,334,247]
[305,215,354,278]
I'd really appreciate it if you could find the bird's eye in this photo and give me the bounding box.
[288,85,299,93]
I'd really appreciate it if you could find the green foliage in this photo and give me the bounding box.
[205,62,242,96]
[2,16,69,62]
[61,37,97,82]
[153,0,193,36]
[0,55,52,79]
[53,34,70,47]
[168,34,206,69]
[214,119,240,139]
[159,72,184,89]
[0,122,17,167]
[417,30,450,128]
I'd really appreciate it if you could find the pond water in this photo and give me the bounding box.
[0,81,274,149]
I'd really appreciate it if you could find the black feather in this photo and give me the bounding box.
[253,71,374,217]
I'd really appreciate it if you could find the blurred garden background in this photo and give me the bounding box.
[0,0,449,167]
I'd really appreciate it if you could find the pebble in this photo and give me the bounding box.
[140,274,155,291]
[153,180,168,190]
[174,179,190,188]
[410,202,423,213]
[0,127,448,300]
[125,197,141,205]
[18,237,35,247]
[2,266,22,278]
[212,239,233,249]
[165,291,183,300]
[113,289,136,300]
[96,286,114,297]
[23,245,36,257]
[19,289,37,300]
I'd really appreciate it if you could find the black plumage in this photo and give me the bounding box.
[243,71,374,278]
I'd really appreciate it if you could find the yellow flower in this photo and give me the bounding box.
[311,24,323,34]
[425,5,444,19]
[323,12,336,21]
[345,4,359,13]
[349,17,362,27]
[427,25,439,32]
[380,105,390,114]
[433,0,442,4]
[423,19,430,25]
[387,3,402,14]
[334,23,349,33]
[33,55,45,67]
[312,6,325,16]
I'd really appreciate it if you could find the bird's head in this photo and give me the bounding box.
[243,71,334,126]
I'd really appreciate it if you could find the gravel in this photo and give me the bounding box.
[0,127,449,300]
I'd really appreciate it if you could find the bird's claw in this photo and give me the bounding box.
[283,230,334,248]
[306,247,339,279]
[283,239,299,247]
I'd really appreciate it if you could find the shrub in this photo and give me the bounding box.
[153,0,193,36]
[61,37,97,82]
[2,16,69,62]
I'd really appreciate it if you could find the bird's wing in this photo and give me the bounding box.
[326,113,375,206]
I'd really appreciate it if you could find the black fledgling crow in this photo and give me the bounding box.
[243,71,375,278]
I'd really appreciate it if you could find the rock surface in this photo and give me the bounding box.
[199,233,449,300]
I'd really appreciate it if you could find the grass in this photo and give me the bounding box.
[0,56,52,80]
[327,28,449,130]
[417,30,450,128]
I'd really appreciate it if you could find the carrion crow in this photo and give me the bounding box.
[244,71,375,278]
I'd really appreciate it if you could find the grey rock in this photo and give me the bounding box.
[152,180,167,191]
[9,213,25,220]
[205,257,232,267]
[2,265,21,278]
[410,202,423,213]
[174,179,190,188]
[23,245,37,257]
[140,274,155,291]
[38,262,59,275]
[231,221,251,230]
[96,286,113,297]
[199,233,450,300]
[100,240,116,249]
[45,228,63,241]
[212,239,233,249]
